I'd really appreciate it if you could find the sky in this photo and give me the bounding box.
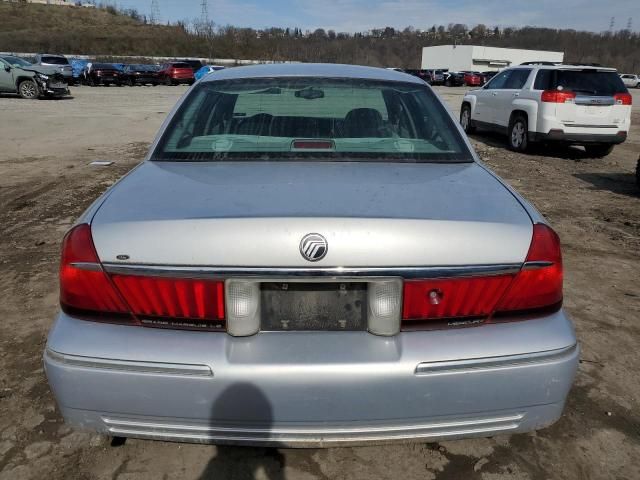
[115,0,640,33]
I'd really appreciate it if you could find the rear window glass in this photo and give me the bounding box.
[153,77,472,163]
[41,56,69,65]
[534,69,627,95]
[171,63,191,68]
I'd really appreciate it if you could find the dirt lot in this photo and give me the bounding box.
[0,84,638,480]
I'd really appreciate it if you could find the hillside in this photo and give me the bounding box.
[0,2,196,57]
[0,2,638,71]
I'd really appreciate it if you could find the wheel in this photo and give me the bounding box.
[636,157,640,189]
[508,114,529,152]
[164,76,172,86]
[18,79,39,99]
[460,104,475,133]
[584,144,614,158]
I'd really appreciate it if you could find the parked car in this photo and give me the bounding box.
[194,65,225,81]
[460,64,632,156]
[482,71,499,83]
[425,69,445,85]
[461,71,484,87]
[403,69,432,83]
[177,59,204,72]
[84,63,123,86]
[70,58,89,85]
[0,55,69,99]
[44,63,578,447]
[443,71,465,87]
[34,54,73,84]
[122,64,160,86]
[158,62,195,85]
[619,74,639,88]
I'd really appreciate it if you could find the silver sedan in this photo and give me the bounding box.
[44,63,578,447]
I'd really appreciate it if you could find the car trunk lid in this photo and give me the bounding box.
[91,161,533,267]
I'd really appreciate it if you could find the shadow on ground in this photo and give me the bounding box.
[198,383,286,480]
[574,172,640,198]
[469,131,595,161]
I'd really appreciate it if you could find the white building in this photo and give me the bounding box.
[421,45,564,72]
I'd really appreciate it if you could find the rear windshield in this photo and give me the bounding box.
[93,63,116,69]
[534,69,627,95]
[171,63,192,68]
[152,77,472,163]
[41,56,69,65]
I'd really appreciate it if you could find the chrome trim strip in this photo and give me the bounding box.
[522,260,553,270]
[45,349,213,377]
[101,413,523,444]
[415,344,577,375]
[70,262,102,271]
[102,263,522,280]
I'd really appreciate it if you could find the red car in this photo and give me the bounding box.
[462,71,484,87]
[158,62,195,85]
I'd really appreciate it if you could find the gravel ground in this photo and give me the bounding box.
[0,84,638,480]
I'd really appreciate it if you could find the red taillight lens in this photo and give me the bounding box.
[60,224,129,316]
[60,223,225,328]
[403,276,514,322]
[401,224,563,327]
[541,90,576,103]
[495,224,562,314]
[614,93,632,105]
[111,275,225,322]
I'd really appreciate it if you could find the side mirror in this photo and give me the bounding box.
[4,65,10,72]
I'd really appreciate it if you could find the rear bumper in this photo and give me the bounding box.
[44,311,579,447]
[530,130,627,145]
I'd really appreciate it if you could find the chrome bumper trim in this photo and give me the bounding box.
[45,349,213,377]
[415,344,578,375]
[102,263,522,280]
[101,412,524,444]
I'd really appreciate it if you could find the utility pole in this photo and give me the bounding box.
[150,0,161,25]
[609,17,615,32]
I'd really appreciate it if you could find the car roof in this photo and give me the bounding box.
[201,63,424,84]
[516,64,617,72]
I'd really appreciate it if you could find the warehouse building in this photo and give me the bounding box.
[421,45,564,71]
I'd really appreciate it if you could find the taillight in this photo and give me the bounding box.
[541,90,576,103]
[60,224,225,329]
[614,93,632,105]
[403,276,513,322]
[495,224,562,314]
[60,224,130,317]
[401,224,563,327]
[111,275,225,323]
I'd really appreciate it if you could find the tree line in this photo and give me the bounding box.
[1,2,639,72]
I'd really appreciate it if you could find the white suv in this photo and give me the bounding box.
[620,74,639,89]
[460,64,632,157]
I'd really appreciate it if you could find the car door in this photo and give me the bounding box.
[492,69,533,128]
[0,59,16,92]
[474,70,510,125]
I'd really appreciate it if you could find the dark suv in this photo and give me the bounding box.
[84,63,123,86]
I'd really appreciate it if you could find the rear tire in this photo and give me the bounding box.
[460,104,475,134]
[18,79,38,99]
[584,144,614,158]
[508,114,529,152]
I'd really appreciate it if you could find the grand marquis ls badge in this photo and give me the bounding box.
[300,233,328,262]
